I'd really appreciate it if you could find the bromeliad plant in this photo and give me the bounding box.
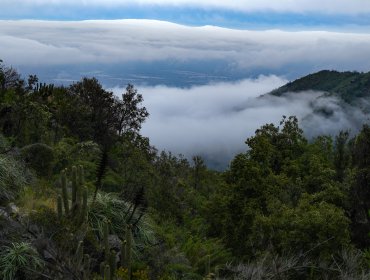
[0,242,44,280]
[88,192,156,248]
[0,153,29,202]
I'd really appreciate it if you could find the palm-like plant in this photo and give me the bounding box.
[0,242,44,280]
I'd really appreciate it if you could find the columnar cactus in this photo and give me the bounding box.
[61,170,69,216]
[109,250,117,278]
[120,240,127,268]
[83,254,91,280]
[104,264,111,280]
[57,165,88,225]
[125,225,133,280]
[71,240,92,279]
[75,241,84,268]
[205,254,210,276]
[72,166,78,208]
[100,261,106,278]
[104,221,110,261]
[57,195,63,220]
[80,187,88,224]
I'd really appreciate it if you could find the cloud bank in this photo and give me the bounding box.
[3,0,370,15]
[1,20,370,85]
[2,19,369,168]
[112,76,368,169]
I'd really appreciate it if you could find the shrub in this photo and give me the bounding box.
[250,194,350,259]
[21,143,54,177]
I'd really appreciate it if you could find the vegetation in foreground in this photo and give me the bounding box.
[1,60,370,279]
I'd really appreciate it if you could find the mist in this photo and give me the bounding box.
[113,76,369,169]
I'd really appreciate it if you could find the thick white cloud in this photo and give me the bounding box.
[3,0,370,15]
[1,19,370,167]
[1,19,370,75]
[111,76,368,168]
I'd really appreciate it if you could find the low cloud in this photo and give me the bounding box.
[1,20,370,77]
[112,76,368,169]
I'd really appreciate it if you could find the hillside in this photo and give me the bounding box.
[269,70,370,103]
[1,61,370,279]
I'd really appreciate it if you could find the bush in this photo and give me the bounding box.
[21,143,54,177]
[250,194,350,259]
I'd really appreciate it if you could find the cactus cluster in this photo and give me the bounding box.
[35,82,54,99]
[77,233,140,280]
[70,240,91,280]
[57,165,88,225]
[100,221,133,280]
[56,166,136,280]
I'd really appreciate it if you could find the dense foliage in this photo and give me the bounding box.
[269,70,370,103]
[1,61,370,279]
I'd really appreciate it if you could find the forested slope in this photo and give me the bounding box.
[269,70,370,103]
[1,61,370,279]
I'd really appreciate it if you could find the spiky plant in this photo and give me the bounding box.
[93,149,108,201]
[87,192,156,252]
[0,242,44,280]
[0,154,29,202]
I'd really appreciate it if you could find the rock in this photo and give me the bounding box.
[0,209,24,238]
[32,238,49,255]
[7,202,19,216]
[0,207,10,220]
[43,249,56,262]
[108,234,122,250]
[29,224,41,235]
[32,238,57,263]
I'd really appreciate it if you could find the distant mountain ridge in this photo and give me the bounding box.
[269,70,370,103]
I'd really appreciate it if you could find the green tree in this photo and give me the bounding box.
[206,117,349,259]
[348,125,370,247]
[114,84,149,136]
[68,77,116,145]
[334,130,350,182]
[251,194,350,258]
[0,60,21,92]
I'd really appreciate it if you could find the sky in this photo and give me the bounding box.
[2,0,370,29]
[1,1,370,168]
